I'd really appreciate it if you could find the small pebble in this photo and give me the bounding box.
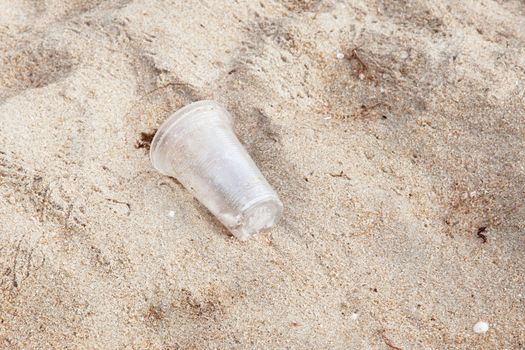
[168,210,175,218]
[473,321,489,334]
[336,52,345,59]
[359,73,365,80]
[350,313,359,321]
[400,51,409,59]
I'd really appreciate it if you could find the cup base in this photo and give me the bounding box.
[229,199,283,241]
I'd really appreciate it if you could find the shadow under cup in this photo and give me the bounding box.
[150,100,283,240]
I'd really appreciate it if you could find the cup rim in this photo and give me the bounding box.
[149,100,231,174]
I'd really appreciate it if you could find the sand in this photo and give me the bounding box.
[0,0,524,348]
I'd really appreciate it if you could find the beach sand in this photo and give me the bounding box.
[0,0,524,348]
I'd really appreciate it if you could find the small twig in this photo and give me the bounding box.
[362,102,382,110]
[351,49,368,75]
[379,330,403,350]
[358,102,383,118]
[477,226,487,243]
[344,48,375,81]
[135,129,157,151]
[106,198,131,213]
[329,171,350,180]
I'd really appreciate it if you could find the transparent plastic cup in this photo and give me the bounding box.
[150,100,283,240]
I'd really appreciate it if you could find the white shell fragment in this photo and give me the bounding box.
[473,321,489,334]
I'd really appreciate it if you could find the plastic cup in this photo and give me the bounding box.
[150,100,283,240]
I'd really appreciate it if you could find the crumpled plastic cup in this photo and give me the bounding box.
[150,100,283,240]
